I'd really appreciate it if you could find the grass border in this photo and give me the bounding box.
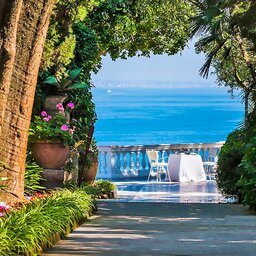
[0,189,96,256]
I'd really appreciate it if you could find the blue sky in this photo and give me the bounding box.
[92,40,217,87]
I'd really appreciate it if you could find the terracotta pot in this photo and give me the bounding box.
[82,156,99,184]
[32,142,70,169]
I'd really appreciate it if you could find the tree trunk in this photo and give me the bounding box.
[0,0,55,203]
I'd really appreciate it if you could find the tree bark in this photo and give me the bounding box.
[0,0,55,203]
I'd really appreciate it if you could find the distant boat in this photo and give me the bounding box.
[106,89,112,93]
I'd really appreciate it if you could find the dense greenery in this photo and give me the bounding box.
[217,129,245,199]
[237,126,256,210]
[217,120,256,209]
[89,0,193,60]
[0,190,94,256]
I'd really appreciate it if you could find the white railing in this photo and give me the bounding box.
[96,142,225,179]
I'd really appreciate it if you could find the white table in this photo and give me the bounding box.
[167,153,206,182]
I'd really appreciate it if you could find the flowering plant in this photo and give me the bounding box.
[0,202,11,217]
[29,102,76,146]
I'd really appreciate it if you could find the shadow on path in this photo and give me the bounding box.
[44,202,256,256]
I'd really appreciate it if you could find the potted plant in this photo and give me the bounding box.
[29,102,76,170]
[78,138,99,185]
[42,68,89,116]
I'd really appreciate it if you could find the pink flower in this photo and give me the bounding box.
[43,117,49,121]
[72,118,77,122]
[67,102,75,109]
[41,111,47,117]
[69,129,74,134]
[48,115,52,120]
[0,212,4,217]
[56,103,63,109]
[61,124,69,131]
[0,202,10,211]
[56,103,64,112]
[72,126,76,130]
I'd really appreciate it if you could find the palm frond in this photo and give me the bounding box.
[199,40,226,78]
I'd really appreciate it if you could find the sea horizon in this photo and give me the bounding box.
[92,85,244,146]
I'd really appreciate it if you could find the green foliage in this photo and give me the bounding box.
[41,0,101,76]
[72,23,102,82]
[81,180,116,198]
[29,112,75,146]
[95,179,116,194]
[0,189,94,256]
[90,0,194,60]
[89,138,99,159]
[81,183,101,197]
[217,129,246,198]
[68,90,97,146]
[191,0,256,118]
[232,1,256,52]
[41,0,194,78]
[42,68,89,96]
[237,127,256,210]
[25,154,45,194]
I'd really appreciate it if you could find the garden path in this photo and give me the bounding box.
[44,182,256,256]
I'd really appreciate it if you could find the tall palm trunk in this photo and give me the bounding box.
[0,0,55,202]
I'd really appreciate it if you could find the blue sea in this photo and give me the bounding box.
[92,87,244,146]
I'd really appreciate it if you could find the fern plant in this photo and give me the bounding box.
[24,153,45,194]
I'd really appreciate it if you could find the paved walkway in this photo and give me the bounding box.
[110,180,227,203]
[44,201,256,256]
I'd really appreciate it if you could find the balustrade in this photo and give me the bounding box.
[96,142,225,179]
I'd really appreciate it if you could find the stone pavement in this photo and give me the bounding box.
[44,202,256,256]
[44,181,254,255]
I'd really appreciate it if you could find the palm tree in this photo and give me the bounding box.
[190,0,256,121]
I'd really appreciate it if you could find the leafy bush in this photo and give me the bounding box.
[81,180,116,198]
[217,129,245,198]
[94,180,116,195]
[81,183,101,197]
[237,128,256,210]
[0,189,94,256]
